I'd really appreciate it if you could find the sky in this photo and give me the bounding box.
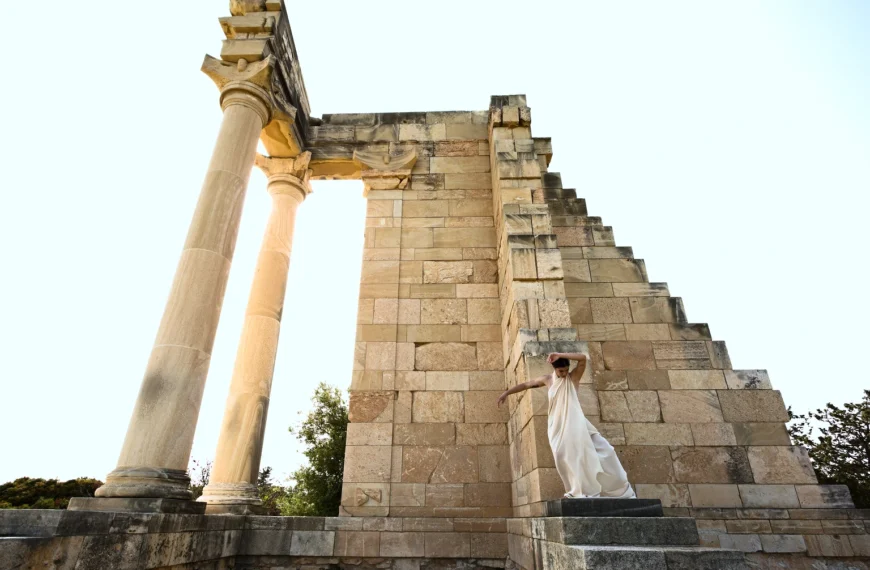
[0,1,868,485]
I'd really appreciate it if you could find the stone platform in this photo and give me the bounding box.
[544,498,664,518]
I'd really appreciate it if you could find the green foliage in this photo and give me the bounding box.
[187,459,212,501]
[281,383,348,516]
[788,390,870,508]
[0,477,102,510]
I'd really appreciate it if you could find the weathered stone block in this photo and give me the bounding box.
[635,484,692,507]
[616,446,676,483]
[668,370,726,389]
[625,423,693,446]
[415,342,477,370]
[412,392,464,423]
[660,390,723,423]
[627,370,671,390]
[805,534,854,557]
[591,298,632,324]
[795,484,855,508]
[672,446,753,484]
[343,446,392,482]
[629,297,683,324]
[349,391,394,422]
[457,424,508,445]
[334,531,380,557]
[724,370,772,390]
[426,485,464,507]
[748,447,817,484]
[691,423,737,446]
[380,532,425,557]
[719,390,789,422]
[738,485,800,508]
[346,423,392,446]
[589,259,645,282]
[719,533,762,553]
[624,324,671,341]
[733,422,791,446]
[602,341,656,370]
[420,299,467,324]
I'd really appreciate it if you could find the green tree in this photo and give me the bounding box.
[282,383,348,516]
[788,390,870,508]
[0,477,102,509]
[188,459,212,501]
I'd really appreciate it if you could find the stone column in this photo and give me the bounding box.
[198,153,312,512]
[89,60,274,506]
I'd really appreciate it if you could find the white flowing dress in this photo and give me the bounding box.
[547,371,635,498]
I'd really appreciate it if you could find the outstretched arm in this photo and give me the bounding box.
[497,376,548,408]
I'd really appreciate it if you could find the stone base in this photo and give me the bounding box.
[545,498,663,518]
[205,503,266,515]
[67,497,207,514]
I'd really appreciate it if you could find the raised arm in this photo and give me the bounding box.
[548,352,588,382]
[496,376,548,408]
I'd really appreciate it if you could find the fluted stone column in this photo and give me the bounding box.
[198,154,312,512]
[89,64,274,505]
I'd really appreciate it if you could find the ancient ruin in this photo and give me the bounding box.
[1,2,867,569]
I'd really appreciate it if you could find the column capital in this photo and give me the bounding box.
[255,152,312,201]
[353,149,418,196]
[202,55,275,125]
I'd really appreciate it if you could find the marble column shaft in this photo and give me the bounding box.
[199,155,312,507]
[96,81,272,500]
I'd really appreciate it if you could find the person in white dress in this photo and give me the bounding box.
[496,352,635,499]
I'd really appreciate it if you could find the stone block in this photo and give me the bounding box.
[850,535,870,557]
[470,532,509,557]
[691,423,737,446]
[461,324,500,342]
[466,483,512,507]
[456,284,499,298]
[669,323,712,340]
[748,447,817,484]
[602,341,656,370]
[589,259,645,282]
[334,531,380,557]
[795,484,855,508]
[562,260,592,283]
[624,324,671,341]
[347,423,392,446]
[364,343,396,371]
[769,520,823,534]
[394,424,455,446]
[805,535,854,557]
[568,299,595,325]
[726,519,772,534]
[616,446,676,484]
[360,260,400,284]
[466,391,509,423]
[625,423,693,446]
[689,484,743,509]
[760,534,807,553]
[425,371,469,391]
[718,390,789,422]
[290,531,335,556]
[398,299,421,325]
[432,447,480,483]
[635,484,692,507]
[594,371,629,390]
[673,447,753,484]
[629,297,682,324]
[479,446,512,482]
[390,484,426,507]
[724,370,772,390]
[415,342,477,370]
[738,485,800,508]
[477,342,503,370]
[425,532,471,557]
[470,370,504,390]
[401,228,434,248]
[467,299,500,324]
[434,227,497,248]
[426,485,465,507]
[349,391,393,423]
[627,370,671,390]
[668,370,726,389]
[380,532,425,557]
[591,298,632,324]
[719,533,762,552]
[653,341,708,360]
[733,422,791,446]
[423,261,474,284]
[660,390,723,423]
[420,299,467,324]
[708,340,732,369]
[821,520,865,534]
[343,446,392,482]
[412,392,464,423]
[457,424,508,445]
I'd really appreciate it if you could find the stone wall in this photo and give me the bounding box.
[0,511,507,569]
[310,111,512,517]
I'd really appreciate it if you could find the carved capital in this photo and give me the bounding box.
[255,152,312,201]
[230,0,281,16]
[202,54,274,91]
[353,149,417,195]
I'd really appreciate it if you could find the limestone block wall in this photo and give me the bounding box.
[313,112,513,517]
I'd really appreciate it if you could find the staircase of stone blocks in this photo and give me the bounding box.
[518,499,748,570]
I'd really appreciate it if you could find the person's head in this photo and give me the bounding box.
[551,357,570,378]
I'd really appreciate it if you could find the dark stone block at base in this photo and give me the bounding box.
[545,498,663,518]
[67,497,207,514]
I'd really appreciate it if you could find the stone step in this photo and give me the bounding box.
[548,200,588,216]
[546,498,663,518]
[543,543,748,570]
[535,517,699,547]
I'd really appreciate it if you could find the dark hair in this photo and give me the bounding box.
[551,357,570,369]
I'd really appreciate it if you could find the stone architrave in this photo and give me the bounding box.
[198,153,312,512]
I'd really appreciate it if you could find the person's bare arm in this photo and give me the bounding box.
[548,352,588,382]
[497,376,548,407]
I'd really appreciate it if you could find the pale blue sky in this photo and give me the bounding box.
[0,1,867,484]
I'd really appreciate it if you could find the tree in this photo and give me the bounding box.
[788,390,870,508]
[0,477,102,509]
[282,383,348,516]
